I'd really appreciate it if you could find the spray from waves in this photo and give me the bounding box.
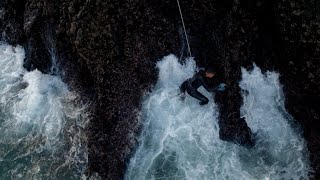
[239,64,310,178]
[125,55,309,180]
[0,42,89,179]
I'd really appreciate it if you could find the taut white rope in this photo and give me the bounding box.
[176,0,192,57]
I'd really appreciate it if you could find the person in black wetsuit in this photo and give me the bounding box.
[179,66,225,105]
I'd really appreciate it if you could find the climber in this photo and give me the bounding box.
[179,66,225,105]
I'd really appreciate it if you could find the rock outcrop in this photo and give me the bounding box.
[1,0,319,179]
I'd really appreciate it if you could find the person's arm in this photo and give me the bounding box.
[202,76,226,92]
[202,77,215,92]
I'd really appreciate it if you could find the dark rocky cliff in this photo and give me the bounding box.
[1,0,319,179]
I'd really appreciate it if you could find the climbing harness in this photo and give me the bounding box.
[176,0,192,57]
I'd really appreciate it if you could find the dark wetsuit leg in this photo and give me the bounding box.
[179,81,187,93]
[187,89,209,105]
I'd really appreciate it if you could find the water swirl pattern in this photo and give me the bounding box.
[0,42,88,179]
[126,55,309,180]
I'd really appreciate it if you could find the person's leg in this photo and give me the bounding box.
[187,89,209,105]
[179,81,187,93]
[179,81,188,101]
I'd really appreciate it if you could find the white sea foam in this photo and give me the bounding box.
[125,55,309,180]
[0,42,88,179]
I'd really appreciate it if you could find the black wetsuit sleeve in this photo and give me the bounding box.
[201,77,215,92]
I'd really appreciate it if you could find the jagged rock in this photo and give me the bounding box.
[1,0,319,179]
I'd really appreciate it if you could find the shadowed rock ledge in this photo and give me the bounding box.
[1,0,319,179]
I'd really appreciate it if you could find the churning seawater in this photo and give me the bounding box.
[125,55,310,180]
[0,42,88,179]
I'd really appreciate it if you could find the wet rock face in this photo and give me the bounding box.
[276,0,320,177]
[0,0,26,44]
[2,0,181,178]
[57,1,181,178]
[1,0,320,179]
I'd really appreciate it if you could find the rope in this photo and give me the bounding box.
[176,0,192,57]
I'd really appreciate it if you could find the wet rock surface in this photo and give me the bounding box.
[1,0,319,179]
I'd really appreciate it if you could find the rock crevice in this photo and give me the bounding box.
[1,0,319,179]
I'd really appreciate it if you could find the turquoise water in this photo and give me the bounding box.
[0,42,88,179]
